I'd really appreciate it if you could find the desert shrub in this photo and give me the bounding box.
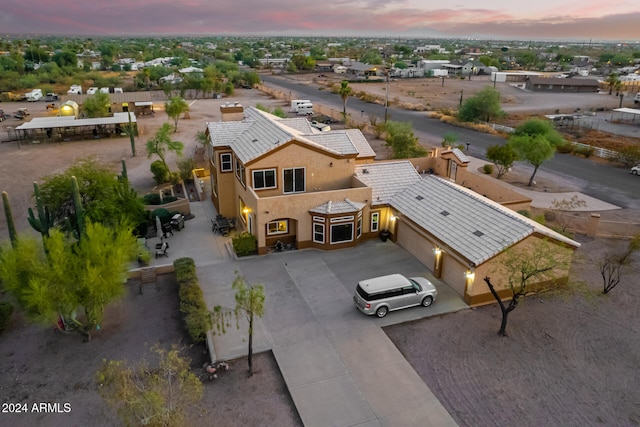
[143,193,162,205]
[574,145,595,158]
[174,257,211,344]
[556,142,575,154]
[0,302,13,333]
[232,232,258,257]
[517,210,531,218]
[533,214,546,225]
[162,195,177,204]
[150,160,170,185]
[613,146,640,167]
[483,164,494,174]
[544,210,558,222]
[177,157,196,182]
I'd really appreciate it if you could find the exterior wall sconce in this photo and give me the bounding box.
[390,215,397,221]
[465,269,475,281]
[434,247,442,255]
[242,207,250,214]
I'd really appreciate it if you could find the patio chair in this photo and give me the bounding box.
[155,242,169,258]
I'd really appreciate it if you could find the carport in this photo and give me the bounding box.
[15,112,138,144]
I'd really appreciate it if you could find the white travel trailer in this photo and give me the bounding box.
[26,89,43,101]
[67,85,83,95]
[296,103,314,116]
[290,99,312,113]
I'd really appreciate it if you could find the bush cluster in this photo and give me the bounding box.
[174,258,211,344]
[232,232,258,257]
[483,164,494,174]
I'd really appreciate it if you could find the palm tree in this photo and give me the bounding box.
[338,80,352,120]
[606,73,619,95]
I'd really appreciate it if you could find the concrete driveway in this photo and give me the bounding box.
[199,239,467,426]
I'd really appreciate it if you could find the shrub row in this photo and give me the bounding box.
[174,258,211,344]
[232,232,258,257]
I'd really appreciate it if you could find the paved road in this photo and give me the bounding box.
[260,74,640,209]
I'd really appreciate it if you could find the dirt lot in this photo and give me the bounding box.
[0,83,638,426]
[385,235,640,427]
[0,275,301,427]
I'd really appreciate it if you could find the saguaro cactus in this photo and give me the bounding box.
[71,176,85,239]
[2,191,17,247]
[27,182,52,239]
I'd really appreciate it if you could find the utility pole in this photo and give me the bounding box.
[384,68,389,123]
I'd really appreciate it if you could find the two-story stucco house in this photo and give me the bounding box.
[206,105,580,306]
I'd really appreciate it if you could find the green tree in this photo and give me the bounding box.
[508,119,565,186]
[457,86,505,122]
[483,240,571,336]
[82,92,111,118]
[486,144,518,179]
[146,123,185,171]
[38,158,146,230]
[384,121,427,159]
[97,345,203,427]
[0,222,136,338]
[441,131,458,148]
[338,80,352,119]
[194,130,209,146]
[212,273,265,377]
[165,96,189,132]
[606,73,619,95]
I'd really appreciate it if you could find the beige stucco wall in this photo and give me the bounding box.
[252,186,372,250]
[247,142,355,197]
[470,234,575,306]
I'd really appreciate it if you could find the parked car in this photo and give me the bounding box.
[14,107,29,119]
[353,273,437,318]
[86,87,98,95]
[635,93,640,104]
[44,93,59,102]
[631,165,640,175]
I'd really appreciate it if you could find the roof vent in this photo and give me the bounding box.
[362,169,368,174]
[252,138,258,142]
[440,210,449,216]
[415,195,424,201]
[473,230,484,237]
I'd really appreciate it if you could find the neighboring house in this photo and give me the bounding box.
[159,73,183,84]
[525,76,600,93]
[206,107,580,306]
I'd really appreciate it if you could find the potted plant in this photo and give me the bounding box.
[380,229,391,242]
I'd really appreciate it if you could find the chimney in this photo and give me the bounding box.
[220,102,244,121]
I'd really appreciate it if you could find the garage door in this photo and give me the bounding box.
[441,254,467,297]
[396,221,436,269]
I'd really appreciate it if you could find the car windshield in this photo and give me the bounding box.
[409,279,422,292]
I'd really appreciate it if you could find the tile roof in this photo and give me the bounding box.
[450,148,469,163]
[355,161,421,205]
[390,175,535,265]
[310,198,365,214]
[207,107,377,163]
[304,131,359,156]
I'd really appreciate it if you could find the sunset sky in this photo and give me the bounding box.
[1,0,639,40]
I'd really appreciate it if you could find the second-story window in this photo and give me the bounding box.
[283,167,305,194]
[235,157,245,186]
[253,169,276,190]
[220,153,232,172]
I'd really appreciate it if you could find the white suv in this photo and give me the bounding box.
[631,165,640,175]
